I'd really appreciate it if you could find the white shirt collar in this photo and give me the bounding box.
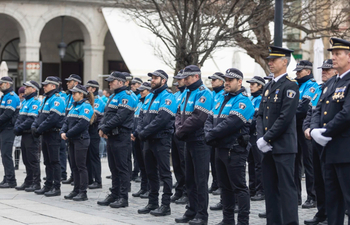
[337,68,350,79]
[273,73,288,83]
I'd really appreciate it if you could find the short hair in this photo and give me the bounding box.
[281,56,291,66]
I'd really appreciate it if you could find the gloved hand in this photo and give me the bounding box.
[13,128,22,136]
[257,137,273,153]
[31,127,40,138]
[310,128,332,147]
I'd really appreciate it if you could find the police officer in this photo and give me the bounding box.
[175,65,213,225]
[131,82,151,197]
[13,81,41,192]
[303,59,337,225]
[131,78,142,100]
[256,46,299,224]
[97,71,136,208]
[0,77,20,188]
[32,76,65,196]
[310,38,350,225]
[246,76,265,201]
[61,84,94,201]
[85,80,105,189]
[205,68,254,225]
[293,60,318,207]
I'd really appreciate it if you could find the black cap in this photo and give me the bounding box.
[246,76,265,86]
[174,69,184,79]
[148,70,168,80]
[122,72,133,81]
[317,59,333,69]
[65,74,82,83]
[264,73,274,80]
[105,71,127,82]
[223,68,243,80]
[85,80,100,88]
[327,38,350,51]
[178,65,201,79]
[69,84,88,95]
[0,76,13,84]
[56,77,62,84]
[293,60,313,71]
[23,80,40,92]
[131,78,143,84]
[42,76,60,86]
[267,46,294,59]
[137,82,151,91]
[208,72,225,81]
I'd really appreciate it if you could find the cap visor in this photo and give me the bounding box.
[266,55,281,59]
[147,72,155,77]
[41,81,49,85]
[69,88,80,93]
[137,87,146,91]
[293,68,302,71]
[246,80,254,83]
[105,77,114,82]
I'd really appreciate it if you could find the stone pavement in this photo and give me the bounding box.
[0,157,347,224]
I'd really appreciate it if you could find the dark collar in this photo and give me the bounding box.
[134,89,140,96]
[140,97,145,103]
[44,89,58,98]
[296,74,314,86]
[73,98,87,107]
[251,89,263,98]
[213,85,224,93]
[226,87,245,98]
[24,92,37,100]
[114,86,127,94]
[93,90,99,96]
[153,84,168,95]
[178,86,186,93]
[2,87,13,96]
[187,79,203,91]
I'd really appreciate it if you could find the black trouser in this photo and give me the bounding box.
[171,134,186,197]
[324,162,350,225]
[0,128,16,183]
[59,139,67,180]
[134,137,148,191]
[247,135,264,196]
[184,140,210,221]
[295,125,315,202]
[210,146,218,190]
[69,139,89,193]
[312,140,326,220]
[42,131,61,189]
[131,140,139,177]
[87,137,102,184]
[144,137,172,206]
[107,132,130,200]
[21,133,40,185]
[262,152,298,225]
[216,147,250,225]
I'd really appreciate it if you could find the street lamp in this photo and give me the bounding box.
[58,16,67,59]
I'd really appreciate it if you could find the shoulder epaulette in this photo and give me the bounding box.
[126,90,131,95]
[310,78,316,82]
[199,86,205,91]
[34,96,39,100]
[166,89,172,93]
[286,76,296,82]
[10,92,14,95]
[242,91,248,97]
[55,93,60,97]
[61,91,66,94]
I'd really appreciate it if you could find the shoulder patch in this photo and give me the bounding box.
[287,90,296,98]
[309,87,316,93]
[94,103,99,108]
[199,86,205,91]
[165,99,172,105]
[84,109,90,114]
[55,93,60,97]
[32,105,38,110]
[239,102,246,110]
[199,96,206,103]
[7,99,12,104]
[126,90,131,95]
[54,101,60,106]
[122,99,129,104]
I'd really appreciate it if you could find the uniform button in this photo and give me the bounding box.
[265,127,267,131]
[337,100,339,102]
[268,97,270,99]
[266,116,268,119]
[323,123,326,127]
[326,101,329,104]
[324,111,327,115]
[269,140,271,142]
[267,106,269,109]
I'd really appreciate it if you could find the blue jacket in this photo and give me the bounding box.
[175,80,213,141]
[59,91,68,102]
[174,86,186,107]
[0,87,20,131]
[296,75,319,122]
[14,92,41,134]
[133,96,146,135]
[89,93,106,139]
[65,92,74,115]
[61,98,94,140]
[249,90,263,135]
[212,85,225,108]
[99,86,137,135]
[204,88,254,148]
[136,84,177,140]
[32,89,65,133]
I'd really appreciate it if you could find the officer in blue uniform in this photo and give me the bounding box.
[131,77,142,101]
[0,77,20,188]
[97,71,137,208]
[205,68,254,225]
[61,84,94,201]
[85,80,105,189]
[32,76,65,196]
[310,38,350,225]
[14,81,41,192]
[175,65,213,225]
[131,82,151,198]
[293,60,318,207]
[246,76,265,201]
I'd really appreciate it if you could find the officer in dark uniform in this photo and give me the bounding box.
[32,76,65,196]
[205,68,254,225]
[303,59,337,225]
[310,38,350,225]
[246,76,265,201]
[256,46,299,224]
[0,77,20,188]
[97,71,136,208]
[85,80,105,189]
[13,81,41,192]
[175,65,213,225]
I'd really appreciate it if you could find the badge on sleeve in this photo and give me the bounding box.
[7,100,12,104]
[54,101,60,106]
[309,87,316,93]
[287,90,296,98]
[122,99,129,104]
[239,103,246,110]
[84,109,90,114]
[94,103,99,108]
[215,102,220,110]
[165,99,172,105]
[199,96,206,103]
[32,105,38,110]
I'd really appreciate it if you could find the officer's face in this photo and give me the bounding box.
[331,49,350,73]
[43,84,56,93]
[0,82,9,91]
[131,83,141,92]
[140,89,150,98]
[211,79,224,88]
[109,80,123,91]
[321,68,337,83]
[67,80,76,89]
[24,86,35,96]
[296,69,311,79]
[184,75,199,86]
[151,76,164,89]
[249,83,262,93]
[177,79,185,87]
[86,86,96,93]
[224,78,242,93]
[72,92,84,102]
[268,58,287,76]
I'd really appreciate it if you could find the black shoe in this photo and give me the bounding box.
[302,199,317,209]
[251,193,265,201]
[88,182,102,189]
[43,177,46,181]
[106,175,111,179]
[160,181,164,186]
[138,204,159,214]
[217,221,234,225]
[34,186,51,195]
[140,191,149,199]
[0,182,17,188]
[210,202,223,211]
[212,188,221,195]
[44,188,61,197]
[298,199,302,205]
[304,216,327,225]
[64,191,78,200]
[132,189,147,197]
[73,192,88,201]
[0,180,5,185]
[25,184,41,192]
[258,212,266,218]
[150,205,171,216]
[71,182,74,186]
[170,194,181,203]
[97,194,117,206]
[135,176,141,183]
[15,183,30,190]
[62,177,73,184]
[175,196,189,205]
[110,198,128,208]
[208,185,218,193]
[175,215,195,223]
[189,218,207,225]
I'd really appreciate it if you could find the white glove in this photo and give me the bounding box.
[310,128,332,147]
[257,137,273,153]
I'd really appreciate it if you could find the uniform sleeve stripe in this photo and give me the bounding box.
[118,104,134,111]
[229,111,247,123]
[194,105,210,115]
[159,107,175,117]
[5,106,15,111]
[50,108,65,116]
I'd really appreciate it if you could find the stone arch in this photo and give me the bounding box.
[0,10,28,43]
